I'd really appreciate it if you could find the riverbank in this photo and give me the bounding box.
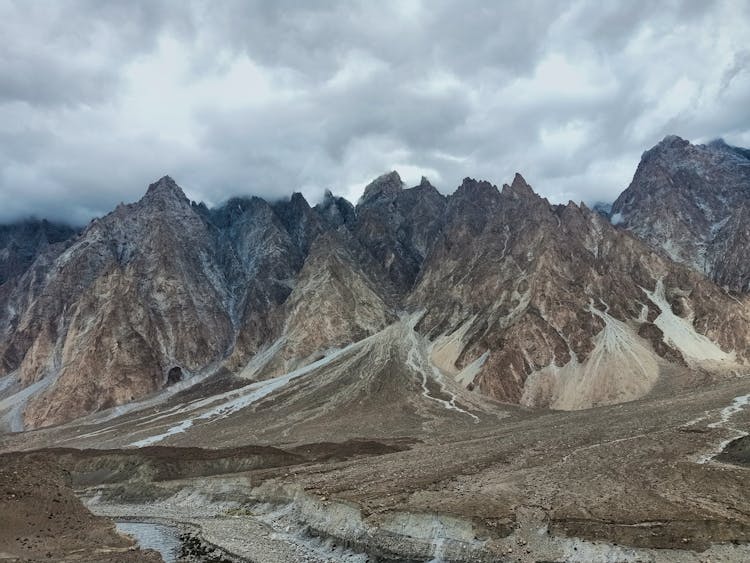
[0,452,161,562]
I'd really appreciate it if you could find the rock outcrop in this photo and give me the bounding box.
[611,135,750,292]
[353,172,447,295]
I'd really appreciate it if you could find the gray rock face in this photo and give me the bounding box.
[314,190,356,229]
[1,154,749,428]
[611,135,750,291]
[353,173,447,294]
[0,219,78,285]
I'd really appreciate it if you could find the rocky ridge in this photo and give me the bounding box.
[411,173,748,408]
[611,135,750,291]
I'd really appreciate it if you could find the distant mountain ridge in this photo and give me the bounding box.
[0,136,749,430]
[0,219,79,285]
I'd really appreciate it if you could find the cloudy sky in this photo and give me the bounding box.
[1,0,749,224]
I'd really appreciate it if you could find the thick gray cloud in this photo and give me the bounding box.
[0,0,748,224]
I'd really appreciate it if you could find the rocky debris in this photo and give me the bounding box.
[716,435,750,467]
[179,533,235,562]
[24,382,750,563]
[611,135,750,291]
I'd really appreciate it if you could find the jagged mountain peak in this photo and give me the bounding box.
[456,176,499,198]
[511,172,531,189]
[288,191,311,208]
[315,189,356,229]
[212,195,275,227]
[592,201,613,217]
[361,171,403,203]
[656,134,690,149]
[410,176,442,198]
[0,219,79,285]
[144,175,186,199]
[638,135,692,165]
[706,137,750,161]
[502,172,536,199]
[707,137,731,150]
[612,135,750,290]
[139,175,193,215]
[271,192,324,257]
[271,192,315,228]
[2,141,750,432]
[642,134,750,168]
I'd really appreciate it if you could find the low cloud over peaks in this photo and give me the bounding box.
[1,0,749,223]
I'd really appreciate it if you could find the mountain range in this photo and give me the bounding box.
[2,135,750,562]
[0,135,748,432]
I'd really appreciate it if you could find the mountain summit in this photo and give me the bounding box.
[611,135,750,291]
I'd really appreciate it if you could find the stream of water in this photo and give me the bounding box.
[115,521,181,562]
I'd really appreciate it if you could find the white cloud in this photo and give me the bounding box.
[0,0,748,223]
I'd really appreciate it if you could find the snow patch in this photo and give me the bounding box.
[130,419,194,448]
[709,215,730,238]
[0,373,16,395]
[455,352,489,387]
[429,316,477,377]
[709,394,750,429]
[0,371,58,432]
[238,337,285,379]
[610,212,624,225]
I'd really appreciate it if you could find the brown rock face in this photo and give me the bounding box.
[2,177,236,427]
[611,136,750,292]
[409,174,750,408]
[257,230,397,377]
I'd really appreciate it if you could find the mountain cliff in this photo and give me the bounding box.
[410,174,748,408]
[1,177,236,428]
